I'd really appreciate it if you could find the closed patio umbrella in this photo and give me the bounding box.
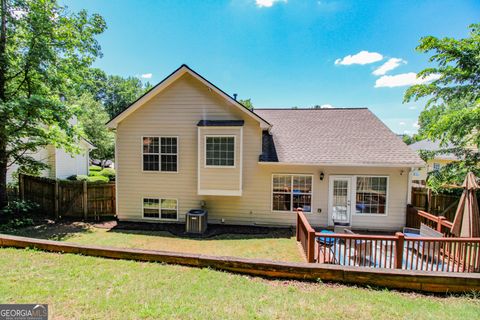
[451,172,480,237]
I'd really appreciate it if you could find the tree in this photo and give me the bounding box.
[239,98,253,110]
[0,0,106,207]
[404,23,480,190]
[85,72,151,118]
[402,134,419,145]
[76,93,114,161]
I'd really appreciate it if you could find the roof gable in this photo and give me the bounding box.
[106,65,270,129]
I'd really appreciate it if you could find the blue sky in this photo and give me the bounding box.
[62,0,479,134]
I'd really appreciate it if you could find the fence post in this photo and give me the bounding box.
[83,180,88,220]
[19,173,24,201]
[307,229,315,263]
[395,232,404,269]
[54,180,59,220]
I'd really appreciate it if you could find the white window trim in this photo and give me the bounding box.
[142,197,179,221]
[271,174,314,213]
[352,175,389,217]
[141,136,179,173]
[204,135,236,168]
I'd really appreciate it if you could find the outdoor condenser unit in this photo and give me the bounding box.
[185,209,208,234]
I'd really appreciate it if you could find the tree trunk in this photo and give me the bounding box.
[0,0,8,208]
[0,142,7,208]
[0,0,7,101]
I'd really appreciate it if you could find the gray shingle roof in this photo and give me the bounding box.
[409,139,459,161]
[254,108,424,166]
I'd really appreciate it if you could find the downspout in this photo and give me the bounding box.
[406,167,414,205]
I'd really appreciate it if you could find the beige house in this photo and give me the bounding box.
[107,65,424,231]
[409,140,459,186]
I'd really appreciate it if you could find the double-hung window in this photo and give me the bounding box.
[143,137,178,172]
[355,176,387,215]
[272,175,312,212]
[143,198,178,220]
[205,136,235,167]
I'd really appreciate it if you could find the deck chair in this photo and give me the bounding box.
[343,229,378,266]
[405,223,443,264]
[418,223,443,264]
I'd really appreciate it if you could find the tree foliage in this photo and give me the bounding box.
[404,24,480,191]
[239,98,253,110]
[0,0,106,207]
[75,93,114,161]
[80,68,151,118]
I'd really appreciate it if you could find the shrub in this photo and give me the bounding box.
[86,175,109,183]
[89,165,102,172]
[1,200,39,216]
[66,175,77,181]
[76,175,89,181]
[99,168,115,179]
[88,171,102,177]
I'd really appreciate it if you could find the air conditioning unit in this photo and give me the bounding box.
[186,209,208,234]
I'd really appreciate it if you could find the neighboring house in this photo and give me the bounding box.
[7,138,95,183]
[409,140,458,186]
[107,65,424,230]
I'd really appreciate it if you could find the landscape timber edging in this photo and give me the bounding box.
[0,234,479,294]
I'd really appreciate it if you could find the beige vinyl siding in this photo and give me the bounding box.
[116,72,410,230]
[198,127,241,193]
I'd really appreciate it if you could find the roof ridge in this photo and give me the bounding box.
[254,107,369,110]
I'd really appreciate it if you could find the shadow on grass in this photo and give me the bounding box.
[5,221,92,241]
[109,222,295,240]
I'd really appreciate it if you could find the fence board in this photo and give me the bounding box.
[20,174,115,220]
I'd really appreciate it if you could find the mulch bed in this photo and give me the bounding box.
[109,220,295,239]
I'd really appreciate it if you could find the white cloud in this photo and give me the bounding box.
[374,72,441,88]
[320,104,334,109]
[413,121,420,129]
[141,73,153,79]
[372,58,406,76]
[399,121,406,126]
[403,130,411,134]
[408,106,417,110]
[255,0,286,7]
[335,50,383,66]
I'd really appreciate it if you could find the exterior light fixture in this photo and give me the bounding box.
[319,171,325,181]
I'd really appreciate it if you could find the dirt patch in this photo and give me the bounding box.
[6,220,92,241]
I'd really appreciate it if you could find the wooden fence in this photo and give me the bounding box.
[406,204,454,236]
[411,188,460,222]
[297,209,480,273]
[19,174,115,220]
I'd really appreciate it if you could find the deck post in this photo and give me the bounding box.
[395,232,404,269]
[307,229,315,263]
[437,216,446,233]
[296,210,300,241]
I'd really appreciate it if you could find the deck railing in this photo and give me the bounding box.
[296,208,315,262]
[406,204,454,236]
[296,209,480,273]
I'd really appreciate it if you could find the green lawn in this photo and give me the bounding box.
[0,248,478,319]
[9,222,304,262]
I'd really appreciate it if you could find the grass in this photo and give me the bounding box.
[9,222,304,262]
[0,248,479,319]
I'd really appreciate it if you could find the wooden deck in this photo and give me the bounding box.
[1,233,480,293]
